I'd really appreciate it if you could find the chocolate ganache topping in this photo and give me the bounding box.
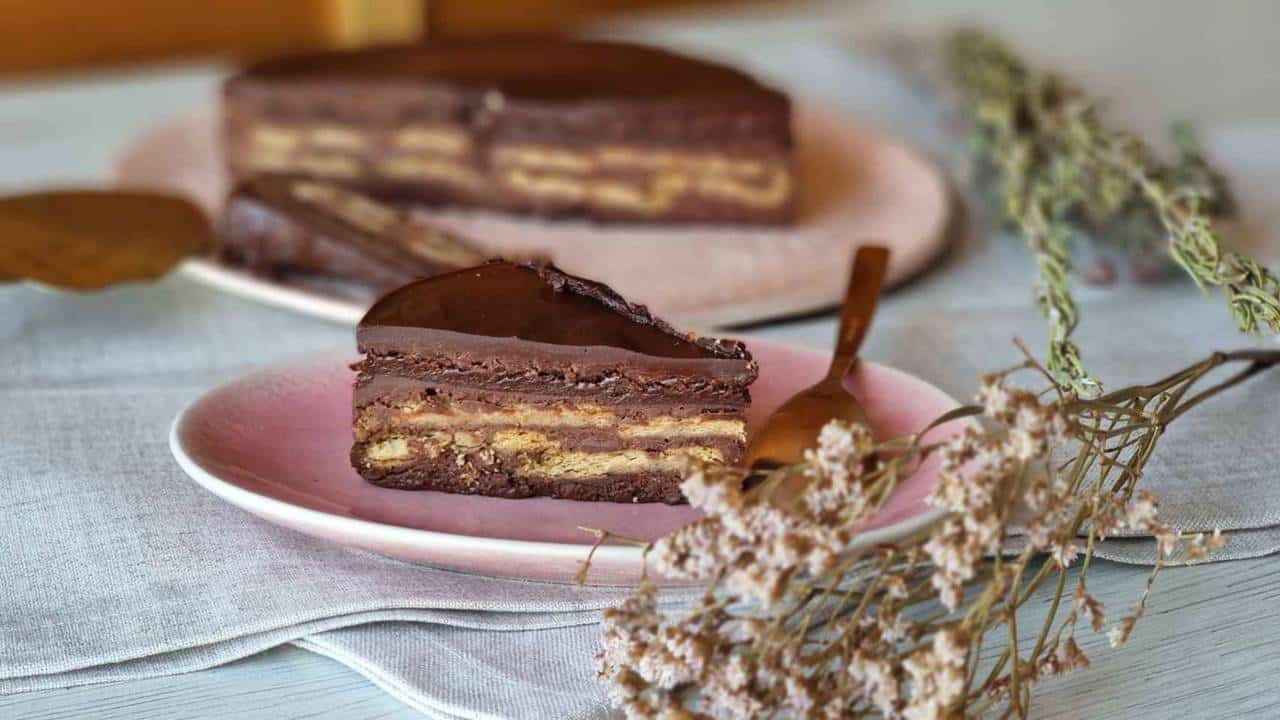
[359,261,750,361]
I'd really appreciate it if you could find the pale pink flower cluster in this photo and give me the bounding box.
[598,584,906,718]
[902,630,969,719]
[597,419,920,718]
[1094,492,1227,649]
[597,584,726,719]
[987,636,1091,701]
[1118,490,1184,558]
[648,420,878,606]
[925,376,1075,607]
[594,362,1229,719]
[804,421,876,517]
[1074,584,1105,632]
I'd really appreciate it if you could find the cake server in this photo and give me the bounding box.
[743,245,890,470]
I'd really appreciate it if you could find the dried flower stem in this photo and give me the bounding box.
[591,348,1279,719]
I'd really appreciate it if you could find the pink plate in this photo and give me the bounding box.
[170,339,964,584]
[120,106,951,328]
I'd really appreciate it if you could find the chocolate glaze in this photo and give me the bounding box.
[359,261,752,361]
[230,39,781,103]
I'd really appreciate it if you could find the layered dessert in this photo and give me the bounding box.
[223,39,795,225]
[221,178,486,293]
[350,261,758,503]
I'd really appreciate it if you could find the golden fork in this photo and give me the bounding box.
[743,245,890,471]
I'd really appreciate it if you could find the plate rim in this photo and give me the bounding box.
[168,343,957,582]
[179,259,367,325]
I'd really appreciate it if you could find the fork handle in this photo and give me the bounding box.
[828,245,890,377]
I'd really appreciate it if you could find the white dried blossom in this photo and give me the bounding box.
[962,505,1002,552]
[679,464,742,514]
[801,420,875,520]
[726,564,788,607]
[720,653,752,690]
[848,650,901,715]
[598,584,663,686]
[1153,524,1180,558]
[1050,539,1079,569]
[1074,585,1105,632]
[1108,615,1138,648]
[783,675,819,715]
[924,519,980,610]
[1124,490,1160,530]
[602,665,647,705]
[703,668,764,720]
[929,464,997,515]
[620,697,657,720]
[939,425,981,470]
[977,375,1014,418]
[903,630,968,720]
[649,518,728,580]
[1061,636,1090,671]
[658,626,712,682]
[1034,649,1063,680]
[1182,528,1229,562]
[807,420,875,482]
[636,646,688,689]
[882,574,909,600]
[1007,426,1047,461]
[1088,494,1124,539]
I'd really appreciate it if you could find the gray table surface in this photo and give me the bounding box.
[4,4,1280,718]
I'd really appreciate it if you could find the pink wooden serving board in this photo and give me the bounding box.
[170,339,963,585]
[119,106,951,327]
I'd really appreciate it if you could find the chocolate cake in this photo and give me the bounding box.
[221,178,486,292]
[351,261,758,503]
[223,39,795,224]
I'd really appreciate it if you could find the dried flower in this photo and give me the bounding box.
[1075,585,1106,633]
[581,31,1280,716]
[903,630,968,719]
[589,348,1272,719]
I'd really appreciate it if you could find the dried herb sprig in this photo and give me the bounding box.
[588,347,1280,718]
[948,30,1280,392]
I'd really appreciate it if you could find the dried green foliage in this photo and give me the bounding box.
[948,30,1280,392]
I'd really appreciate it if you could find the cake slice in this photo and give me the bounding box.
[223,39,795,225]
[221,178,486,292]
[351,261,758,503]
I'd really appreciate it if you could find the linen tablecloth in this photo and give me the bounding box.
[4,37,1280,720]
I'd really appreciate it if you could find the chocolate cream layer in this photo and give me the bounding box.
[224,39,794,224]
[354,385,746,456]
[352,261,756,502]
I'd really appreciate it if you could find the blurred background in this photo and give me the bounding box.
[3,0,1278,189]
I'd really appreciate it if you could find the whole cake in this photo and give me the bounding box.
[223,39,795,224]
[221,178,485,292]
[350,261,758,503]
